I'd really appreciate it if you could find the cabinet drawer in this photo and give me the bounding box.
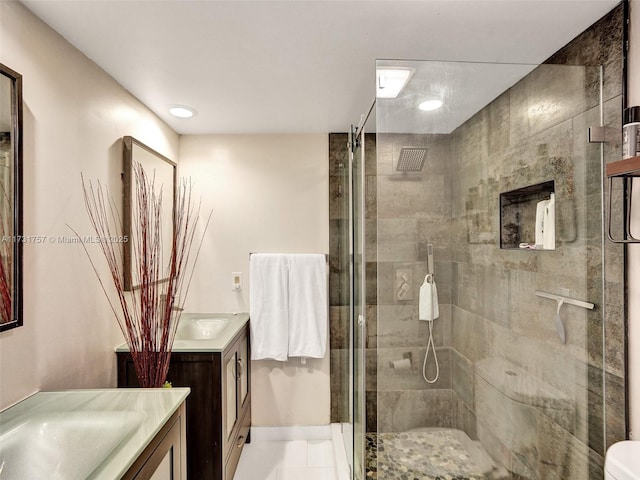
[224,407,250,480]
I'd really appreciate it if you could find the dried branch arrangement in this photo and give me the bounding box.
[0,182,12,324]
[74,162,210,387]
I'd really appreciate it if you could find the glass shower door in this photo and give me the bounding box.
[350,117,368,480]
[372,59,610,480]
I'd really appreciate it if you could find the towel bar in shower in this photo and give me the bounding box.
[535,290,595,310]
[536,290,594,344]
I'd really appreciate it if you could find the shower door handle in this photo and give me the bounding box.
[358,314,365,327]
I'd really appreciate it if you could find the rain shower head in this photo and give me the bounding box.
[396,147,427,172]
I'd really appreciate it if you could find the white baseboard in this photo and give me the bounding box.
[250,425,332,441]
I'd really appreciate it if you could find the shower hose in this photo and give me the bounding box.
[422,319,439,383]
[422,276,439,384]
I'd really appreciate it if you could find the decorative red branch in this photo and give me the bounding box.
[0,181,13,325]
[73,162,211,387]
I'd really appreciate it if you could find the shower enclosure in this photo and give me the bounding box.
[332,51,625,480]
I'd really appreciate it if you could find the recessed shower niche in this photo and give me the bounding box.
[500,181,555,250]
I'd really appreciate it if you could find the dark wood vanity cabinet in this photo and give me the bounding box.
[117,323,251,480]
[123,402,187,480]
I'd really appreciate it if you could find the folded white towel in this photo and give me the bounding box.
[288,254,327,359]
[419,274,439,321]
[249,254,290,361]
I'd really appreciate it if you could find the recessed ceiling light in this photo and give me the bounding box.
[418,99,443,111]
[169,105,197,118]
[376,68,413,99]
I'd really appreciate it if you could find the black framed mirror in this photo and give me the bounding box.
[122,136,176,291]
[0,63,23,332]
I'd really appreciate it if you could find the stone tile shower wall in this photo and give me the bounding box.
[448,65,610,478]
[329,132,377,425]
[329,132,350,424]
[374,133,455,434]
[449,8,622,480]
[545,6,626,454]
[446,7,623,479]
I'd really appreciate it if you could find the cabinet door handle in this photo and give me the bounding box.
[237,435,245,448]
[236,358,245,378]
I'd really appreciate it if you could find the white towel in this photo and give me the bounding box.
[250,254,289,361]
[419,274,439,321]
[288,254,328,359]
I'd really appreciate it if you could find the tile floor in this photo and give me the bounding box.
[234,438,338,480]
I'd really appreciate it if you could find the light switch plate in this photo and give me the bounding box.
[232,272,243,291]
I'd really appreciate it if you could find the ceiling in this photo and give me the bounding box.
[22,0,620,135]
[376,60,536,134]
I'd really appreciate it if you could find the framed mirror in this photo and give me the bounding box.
[0,64,23,332]
[122,136,176,291]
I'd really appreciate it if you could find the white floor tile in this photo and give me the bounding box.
[279,440,308,467]
[234,443,279,480]
[234,459,278,480]
[235,440,308,473]
[307,440,335,467]
[235,427,345,480]
[276,467,337,480]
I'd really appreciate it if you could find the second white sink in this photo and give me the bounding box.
[176,317,230,340]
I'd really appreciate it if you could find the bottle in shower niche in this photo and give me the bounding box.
[623,106,640,159]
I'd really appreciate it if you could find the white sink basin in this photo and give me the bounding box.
[0,410,144,479]
[176,317,230,340]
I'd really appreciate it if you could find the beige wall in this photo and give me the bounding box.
[0,2,331,425]
[179,134,330,426]
[0,2,179,409]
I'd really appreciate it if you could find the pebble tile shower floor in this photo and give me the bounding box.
[366,431,502,480]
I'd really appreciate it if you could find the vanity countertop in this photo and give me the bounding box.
[0,387,189,480]
[115,312,249,353]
